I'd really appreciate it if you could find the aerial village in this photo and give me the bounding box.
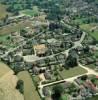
[0,0,98,100]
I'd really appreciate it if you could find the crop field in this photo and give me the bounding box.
[17,71,40,100]
[0,62,11,77]
[0,62,24,100]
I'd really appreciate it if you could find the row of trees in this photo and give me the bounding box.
[1,0,34,15]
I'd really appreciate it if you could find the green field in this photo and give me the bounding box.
[0,62,11,77]
[21,6,39,17]
[58,67,87,79]
[0,34,17,49]
[0,34,9,41]
[72,18,87,25]
[17,71,40,100]
[80,23,98,40]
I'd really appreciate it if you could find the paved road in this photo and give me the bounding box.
[39,73,88,88]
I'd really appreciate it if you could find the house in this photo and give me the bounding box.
[86,57,95,64]
[1,55,13,63]
[39,39,46,44]
[37,59,46,67]
[80,86,90,98]
[83,80,97,94]
[11,35,24,44]
[42,87,51,97]
[33,44,47,56]
[32,66,40,75]
[25,62,33,69]
[49,57,56,65]
[76,46,84,55]
[95,62,98,69]
[57,54,66,64]
[44,71,52,80]
[11,32,19,36]
[75,79,83,85]
[13,62,25,71]
[61,82,71,89]
[14,55,23,62]
[23,49,33,56]
[47,38,62,47]
[80,59,87,65]
[0,50,4,55]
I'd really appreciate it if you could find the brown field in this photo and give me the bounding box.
[0,62,24,100]
[0,4,11,20]
[0,20,32,35]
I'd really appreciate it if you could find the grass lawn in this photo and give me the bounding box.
[0,62,11,77]
[80,23,98,40]
[58,67,87,79]
[21,6,39,17]
[17,71,40,100]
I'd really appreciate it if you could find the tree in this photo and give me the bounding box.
[67,83,77,94]
[83,46,90,53]
[66,50,78,68]
[81,75,88,81]
[44,57,50,67]
[20,29,27,37]
[52,85,65,100]
[3,14,8,24]
[16,80,24,94]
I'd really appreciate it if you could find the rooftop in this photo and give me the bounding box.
[34,44,47,55]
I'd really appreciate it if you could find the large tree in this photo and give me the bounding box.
[66,50,78,68]
[52,85,65,100]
